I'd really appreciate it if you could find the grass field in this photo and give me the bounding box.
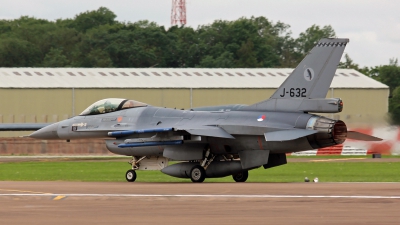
[1,157,400,182]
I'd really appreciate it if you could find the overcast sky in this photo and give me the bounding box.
[0,0,399,67]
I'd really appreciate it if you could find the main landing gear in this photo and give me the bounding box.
[232,170,249,182]
[189,148,215,183]
[125,156,146,182]
[190,165,206,183]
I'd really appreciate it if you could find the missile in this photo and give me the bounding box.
[118,140,183,148]
[108,127,173,137]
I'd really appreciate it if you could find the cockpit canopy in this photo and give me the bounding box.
[80,98,148,116]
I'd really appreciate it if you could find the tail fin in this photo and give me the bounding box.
[244,38,349,113]
[272,38,349,99]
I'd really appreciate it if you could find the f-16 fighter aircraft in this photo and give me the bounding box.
[29,38,381,183]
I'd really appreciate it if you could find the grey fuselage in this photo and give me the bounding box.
[39,105,335,157]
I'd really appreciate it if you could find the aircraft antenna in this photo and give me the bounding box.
[171,0,187,26]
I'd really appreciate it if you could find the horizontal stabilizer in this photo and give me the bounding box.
[175,126,235,139]
[265,129,318,142]
[347,131,382,141]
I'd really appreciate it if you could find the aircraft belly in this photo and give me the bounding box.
[266,137,314,153]
[208,136,314,154]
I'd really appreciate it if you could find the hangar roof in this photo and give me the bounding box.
[0,68,388,89]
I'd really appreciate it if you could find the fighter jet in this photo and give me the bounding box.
[29,38,381,183]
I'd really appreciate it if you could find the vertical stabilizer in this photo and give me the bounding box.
[245,38,349,112]
[271,38,349,99]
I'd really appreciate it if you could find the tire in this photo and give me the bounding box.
[190,165,206,183]
[126,170,137,182]
[232,170,248,182]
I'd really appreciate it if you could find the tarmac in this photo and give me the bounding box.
[1,181,400,224]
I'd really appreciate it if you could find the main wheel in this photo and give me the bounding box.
[190,165,206,183]
[232,170,248,182]
[126,170,137,182]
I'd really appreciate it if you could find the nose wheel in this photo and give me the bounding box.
[126,170,137,182]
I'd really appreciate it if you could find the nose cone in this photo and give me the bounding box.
[29,123,59,139]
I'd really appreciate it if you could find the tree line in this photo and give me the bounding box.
[0,7,399,124]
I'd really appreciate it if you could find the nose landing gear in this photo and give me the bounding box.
[126,156,146,182]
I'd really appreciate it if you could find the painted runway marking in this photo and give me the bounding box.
[0,189,52,194]
[0,193,400,199]
[52,195,67,200]
[311,158,366,162]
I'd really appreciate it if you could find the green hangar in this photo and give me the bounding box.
[0,68,389,137]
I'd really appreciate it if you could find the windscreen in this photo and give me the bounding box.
[80,98,147,116]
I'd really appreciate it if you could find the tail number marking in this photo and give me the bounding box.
[280,88,307,97]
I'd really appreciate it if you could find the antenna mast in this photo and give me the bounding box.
[171,0,187,26]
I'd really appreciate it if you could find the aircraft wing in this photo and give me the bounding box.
[264,129,318,141]
[0,123,50,131]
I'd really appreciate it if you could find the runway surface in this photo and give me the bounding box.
[1,182,400,224]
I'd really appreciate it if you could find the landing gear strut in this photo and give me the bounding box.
[189,148,215,183]
[126,156,146,182]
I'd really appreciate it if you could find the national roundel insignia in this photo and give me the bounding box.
[304,68,314,81]
[257,115,266,122]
